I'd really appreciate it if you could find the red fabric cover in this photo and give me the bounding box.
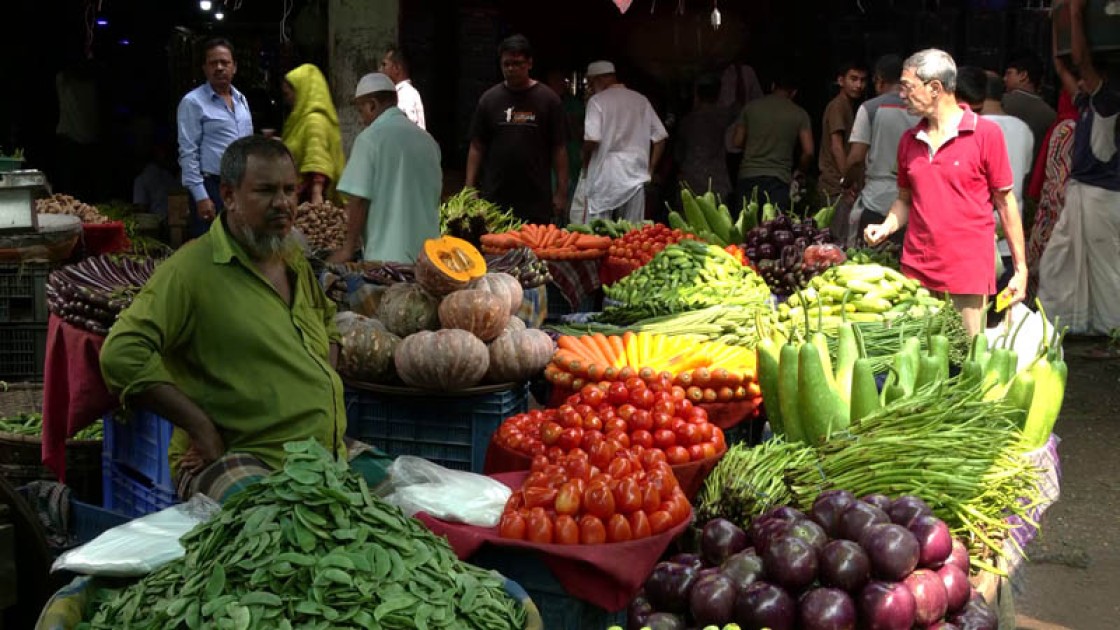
[483,439,724,501]
[41,314,118,480]
[416,471,690,612]
[82,222,131,255]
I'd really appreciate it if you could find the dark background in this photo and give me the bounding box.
[0,0,1054,205]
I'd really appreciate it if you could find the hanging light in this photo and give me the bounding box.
[95,18,108,26]
[711,0,722,30]
[214,10,225,19]
[199,0,212,11]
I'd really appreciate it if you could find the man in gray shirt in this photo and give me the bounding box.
[843,54,920,246]
[1002,53,1056,162]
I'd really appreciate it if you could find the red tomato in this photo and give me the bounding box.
[664,445,691,465]
[607,457,632,478]
[589,440,618,470]
[559,410,582,429]
[630,388,655,410]
[547,446,566,461]
[641,484,662,513]
[566,395,581,407]
[639,448,667,469]
[581,385,606,407]
[505,492,524,512]
[607,382,630,405]
[554,515,579,545]
[653,429,677,450]
[649,510,675,535]
[529,441,547,456]
[630,429,654,449]
[540,422,563,446]
[665,492,691,524]
[522,486,558,509]
[653,399,676,417]
[530,454,550,471]
[673,398,694,417]
[582,414,603,432]
[652,412,675,431]
[671,419,687,434]
[607,513,634,543]
[688,444,706,462]
[617,404,637,422]
[614,477,643,514]
[557,427,584,451]
[670,386,687,401]
[628,409,651,432]
[575,404,594,418]
[605,417,628,434]
[689,405,708,422]
[697,422,714,442]
[605,429,631,449]
[554,482,582,516]
[579,515,607,544]
[524,471,551,488]
[624,376,646,392]
[499,512,527,540]
[566,457,591,482]
[679,423,702,446]
[629,510,652,539]
[583,483,616,520]
[526,511,554,544]
[711,427,726,448]
[567,447,589,462]
[700,442,719,460]
[580,429,605,452]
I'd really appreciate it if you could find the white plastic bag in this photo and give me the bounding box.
[382,456,511,528]
[984,303,1060,373]
[52,494,220,577]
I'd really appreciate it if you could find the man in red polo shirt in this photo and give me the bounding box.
[865,49,1028,336]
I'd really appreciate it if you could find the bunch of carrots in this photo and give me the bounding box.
[545,331,762,404]
[480,224,612,260]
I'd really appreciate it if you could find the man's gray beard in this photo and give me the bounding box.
[233,221,300,260]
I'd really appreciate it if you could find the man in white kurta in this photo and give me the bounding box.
[580,61,668,222]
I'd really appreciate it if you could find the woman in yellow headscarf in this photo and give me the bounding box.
[281,63,345,204]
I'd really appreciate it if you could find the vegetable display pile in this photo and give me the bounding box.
[85,439,527,630]
[46,254,163,335]
[440,188,522,247]
[776,264,941,329]
[294,201,347,254]
[567,217,651,238]
[546,331,761,404]
[667,189,743,247]
[484,247,553,289]
[495,379,727,465]
[36,193,111,224]
[0,412,102,441]
[845,244,901,269]
[628,497,999,630]
[604,224,694,276]
[600,240,771,324]
[480,224,612,260]
[550,304,772,349]
[498,446,692,545]
[745,218,840,297]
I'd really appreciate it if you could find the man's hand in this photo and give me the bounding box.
[864,222,891,246]
[552,190,568,217]
[181,424,224,474]
[197,198,216,222]
[1005,268,1028,308]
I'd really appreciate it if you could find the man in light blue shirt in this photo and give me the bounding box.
[331,73,442,264]
[177,38,254,238]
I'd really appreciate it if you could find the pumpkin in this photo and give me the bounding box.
[394,329,489,391]
[486,328,555,383]
[504,316,527,334]
[377,282,440,337]
[414,235,488,297]
[469,272,524,317]
[338,317,400,383]
[438,289,510,342]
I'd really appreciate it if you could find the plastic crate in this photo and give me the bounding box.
[0,323,47,381]
[469,545,625,630]
[343,383,529,473]
[101,458,178,519]
[103,409,174,488]
[0,262,51,324]
[70,499,130,545]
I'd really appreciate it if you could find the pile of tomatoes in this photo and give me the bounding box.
[498,448,691,544]
[605,224,695,271]
[494,378,726,466]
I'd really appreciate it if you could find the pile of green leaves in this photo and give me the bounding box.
[0,412,102,440]
[84,439,525,630]
[440,188,522,246]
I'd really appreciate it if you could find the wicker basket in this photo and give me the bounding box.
[0,383,102,504]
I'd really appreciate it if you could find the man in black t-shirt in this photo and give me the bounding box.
[465,34,569,224]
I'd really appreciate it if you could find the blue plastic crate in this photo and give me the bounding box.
[469,545,626,630]
[103,409,174,488]
[101,458,178,518]
[70,499,130,545]
[343,382,529,473]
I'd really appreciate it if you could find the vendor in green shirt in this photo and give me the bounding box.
[100,135,351,502]
[329,72,442,264]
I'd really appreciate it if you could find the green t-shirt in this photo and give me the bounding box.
[337,107,442,263]
[737,94,812,183]
[100,217,346,476]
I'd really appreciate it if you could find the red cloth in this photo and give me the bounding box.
[896,105,1013,295]
[483,439,725,501]
[1027,91,1078,200]
[41,314,118,481]
[416,471,691,612]
[82,222,131,255]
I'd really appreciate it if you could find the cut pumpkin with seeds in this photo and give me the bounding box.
[414,235,488,296]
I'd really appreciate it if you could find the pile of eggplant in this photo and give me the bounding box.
[46,255,163,335]
[744,214,838,297]
[484,247,552,289]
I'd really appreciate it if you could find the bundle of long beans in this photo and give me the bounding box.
[695,438,817,525]
[816,307,970,374]
[788,377,1041,573]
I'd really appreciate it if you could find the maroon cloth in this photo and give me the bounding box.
[483,439,725,501]
[416,471,691,612]
[81,221,131,255]
[546,259,601,310]
[41,314,118,480]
